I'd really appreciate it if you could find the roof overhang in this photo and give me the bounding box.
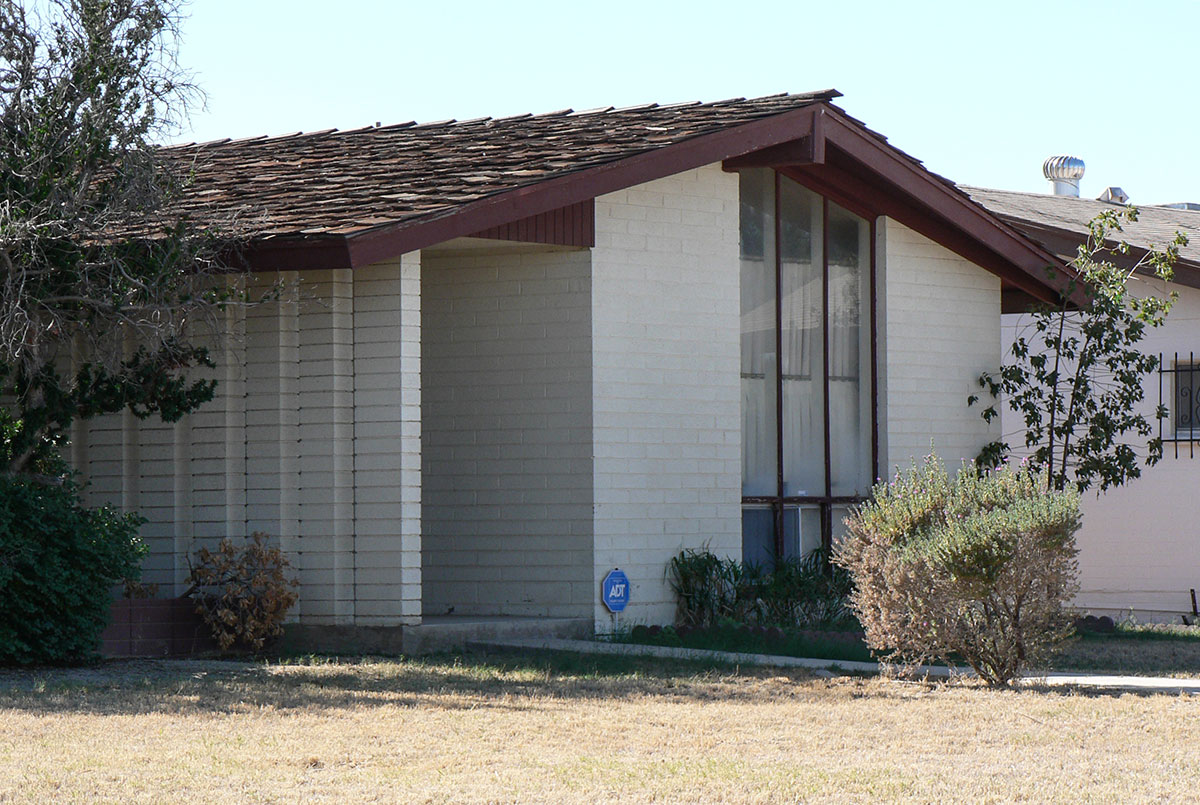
[723,107,1081,311]
[984,216,1200,292]
[241,102,830,271]
[239,102,1081,311]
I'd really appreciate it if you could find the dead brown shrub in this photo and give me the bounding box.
[186,532,299,651]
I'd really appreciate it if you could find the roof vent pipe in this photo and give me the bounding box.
[1043,155,1085,197]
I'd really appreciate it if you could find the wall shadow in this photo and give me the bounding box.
[0,649,825,717]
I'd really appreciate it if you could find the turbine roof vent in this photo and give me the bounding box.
[1043,155,1085,197]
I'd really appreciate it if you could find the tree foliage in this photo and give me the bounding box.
[0,0,256,473]
[970,208,1186,492]
[0,470,145,664]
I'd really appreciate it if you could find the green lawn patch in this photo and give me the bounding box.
[614,622,874,664]
[1044,622,1200,677]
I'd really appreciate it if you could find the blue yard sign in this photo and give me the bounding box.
[601,568,630,613]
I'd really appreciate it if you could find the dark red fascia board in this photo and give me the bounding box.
[785,157,1071,310]
[346,104,834,267]
[241,103,826,271]
[817,107,1073,291]
[239,236,352,272]
[239,100,1077,309]
[239,202,596,270]
[717,107,1079,307]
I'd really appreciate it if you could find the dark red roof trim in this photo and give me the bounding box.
[244,104,825,271]
[241,100,1076,306]
[814,111,1078,304]
[336,104,827,269]
[717,109,1081,307]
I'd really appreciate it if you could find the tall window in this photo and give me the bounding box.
[740,169,877,565]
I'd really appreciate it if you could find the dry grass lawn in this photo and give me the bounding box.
[0,651,1196,803]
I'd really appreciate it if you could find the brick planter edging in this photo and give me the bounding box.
[99,598,219,657]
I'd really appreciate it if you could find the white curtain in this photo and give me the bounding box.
[740,170,776,495]
[780,179,824,497]
[827,203,873,496]
[740,175,874,501]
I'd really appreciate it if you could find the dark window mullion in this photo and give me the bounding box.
[773,171,785,558]
[820,196,833,554]
[869,216,880,483]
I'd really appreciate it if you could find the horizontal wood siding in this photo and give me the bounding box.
[469,199,595,247]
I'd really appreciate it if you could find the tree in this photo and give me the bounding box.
[969,208,1187,493]
[0,0,251,475]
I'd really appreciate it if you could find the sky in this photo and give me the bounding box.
[172,0,1199,205]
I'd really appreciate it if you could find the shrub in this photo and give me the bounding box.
[668,546,853,630]
[836,456,1081,686]
[668,549,741,628]
[185,532,298,652]
[0,476,145,665]
[758,548,854,627]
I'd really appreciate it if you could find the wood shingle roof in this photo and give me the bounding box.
[162,90,841,239]
[142,89,1078,306]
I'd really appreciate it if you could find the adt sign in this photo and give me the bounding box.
[601,568,630,613]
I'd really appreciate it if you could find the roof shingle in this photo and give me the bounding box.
[965,186,1200,269]
[161,90,840,240]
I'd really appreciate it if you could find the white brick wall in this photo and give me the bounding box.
[879,219,1001,474]
[590,164,743,629]
[75,255,422,627]
[421,244,594,618]
[351,258,423,623]
[68,176,1029,637]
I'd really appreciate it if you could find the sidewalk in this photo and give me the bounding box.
[472,637,1200,694]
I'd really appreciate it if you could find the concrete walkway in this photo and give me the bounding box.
[473,637,1200,694]
[1019,672,1200,695]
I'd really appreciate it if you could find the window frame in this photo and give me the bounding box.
[739,169,880,558]
[1161,352,1200,457]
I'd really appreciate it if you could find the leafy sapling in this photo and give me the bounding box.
[970,207,1186,492]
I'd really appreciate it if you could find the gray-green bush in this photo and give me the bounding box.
[835,456,1081,686]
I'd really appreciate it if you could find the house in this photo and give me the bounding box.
[72,90,1077,651]
[968,182,1200,621]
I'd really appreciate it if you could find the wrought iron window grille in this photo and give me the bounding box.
[1159,352,1200,458]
